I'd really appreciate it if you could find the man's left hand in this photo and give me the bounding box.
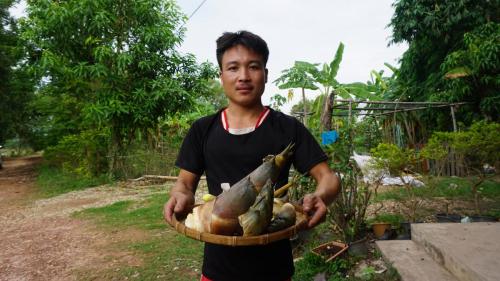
[302,193,327,228]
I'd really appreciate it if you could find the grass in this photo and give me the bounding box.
[76,192,203,281]
[36,164,111,198]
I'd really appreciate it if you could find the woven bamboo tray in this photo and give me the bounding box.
[168,203,309,246]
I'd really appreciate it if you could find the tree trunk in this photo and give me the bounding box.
[320,91,335,132]
[109,125,126,179]
[302,87,308,126]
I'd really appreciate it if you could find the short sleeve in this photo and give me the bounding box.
[175,120,205,175]
[292,120,328,174]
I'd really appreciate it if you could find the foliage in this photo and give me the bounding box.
[21,0,218,177]
[287,172,317,204]
[366,213,405,228]
[43,128,109,176]
[441,22,500,120]
[294,252,348,281]
[0,0,35,144]
[270,93,288,111]
[328,125,372,243]
[370,143,417,176]
[389,0,500,129]
[274,61,319,92]
[421,121,499,213]
[36,163,110,198]
[274,60,319,126]
[352,118,383,154]
[420,133,450,161]
[307,43,345,97]
[370,143,422,221]
[452,121,500,169]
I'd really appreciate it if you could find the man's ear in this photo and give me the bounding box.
[265,68,268,83]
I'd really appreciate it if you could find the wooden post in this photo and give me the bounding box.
[450,105,457,132]
[348,100,352,126]
[302,88,308,127]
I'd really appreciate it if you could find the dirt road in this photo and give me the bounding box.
[0,157,166,281]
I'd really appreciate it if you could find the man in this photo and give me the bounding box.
[164,30,340,281]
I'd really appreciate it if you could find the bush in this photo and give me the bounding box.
[44,129,109,176]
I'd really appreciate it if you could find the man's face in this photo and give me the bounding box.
[220,45,268,108]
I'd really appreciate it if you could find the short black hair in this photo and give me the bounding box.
[216,30,269,69]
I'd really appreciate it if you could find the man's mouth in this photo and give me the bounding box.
[236,86,253,92]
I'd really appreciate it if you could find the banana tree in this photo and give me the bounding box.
[307,42,345,131]
[274,61,318,126]
[308,43,379,131]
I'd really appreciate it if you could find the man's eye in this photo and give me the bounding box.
[227,66,237,71]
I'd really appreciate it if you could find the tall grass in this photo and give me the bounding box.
[36,164,111,197]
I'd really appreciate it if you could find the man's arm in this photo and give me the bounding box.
[302,161,340,228]
[164,169,200,224]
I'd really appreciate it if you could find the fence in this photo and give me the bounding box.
[426,148,467,177]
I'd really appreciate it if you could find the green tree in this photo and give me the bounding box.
[307,42,345,132]
[21,0,217,176]
[274,61,318,126]
[441,23,500,120]
[370,143,422,221]
[0,0,35,145]
[390,0,500,128]
[423,121,500,214]
[309,43,383,132]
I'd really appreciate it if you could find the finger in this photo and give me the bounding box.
[307,204,327,228]
[164,198,176,224]
[302,194,316,212]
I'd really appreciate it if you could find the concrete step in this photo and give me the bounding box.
[411,222,500,281]
[376,240,458,281]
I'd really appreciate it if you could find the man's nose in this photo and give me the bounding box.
[238,68,250,81]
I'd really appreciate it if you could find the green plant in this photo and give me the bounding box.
[452,121,500,214]
[367,213,405,228]
[44,128,109,176]
[370,143,422,222]
[422,121,500,214]
[328,125,372,243]
[359,266,376,280]
[274,61,319,126]
[294,252,348,281]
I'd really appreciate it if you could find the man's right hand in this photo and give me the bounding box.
[164,190,195,224]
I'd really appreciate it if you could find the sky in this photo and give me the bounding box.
[175,0,408,113]
[10,0,408,114]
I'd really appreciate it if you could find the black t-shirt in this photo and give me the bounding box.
[175,107,327,281]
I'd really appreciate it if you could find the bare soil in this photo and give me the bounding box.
[0,156,167,281]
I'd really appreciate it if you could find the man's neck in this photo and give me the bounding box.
[225,103,265,129]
